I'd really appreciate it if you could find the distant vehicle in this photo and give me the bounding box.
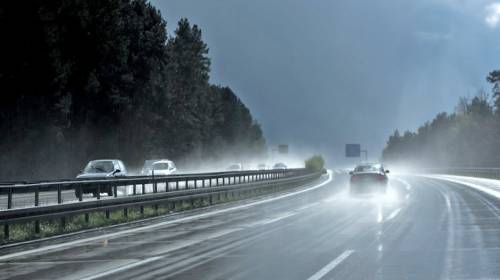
[349,163,389,195]
[141,159,177,176]
[273,163,287,170]
[257,163,267,170]
[76,159,127,197]
[227,163,243,171]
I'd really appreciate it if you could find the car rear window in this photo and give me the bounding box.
[354,165,381,172]
[153,162,169,170]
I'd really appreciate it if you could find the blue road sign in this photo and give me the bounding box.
[345,144,361,157]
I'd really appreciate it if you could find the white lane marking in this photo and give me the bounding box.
[0,171,333,261]
[385,208,401,222]
[79,256,163,280]
[296,202,320,212]
[421,175,500,200]
[306,250,355,280]
[255,212,296,226]
[394,177,412,190]
[244,212,298,228]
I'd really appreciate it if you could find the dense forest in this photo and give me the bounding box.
[382,71,500,168]
[0,1,265,180]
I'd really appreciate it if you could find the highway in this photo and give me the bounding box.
[1,172,500,279]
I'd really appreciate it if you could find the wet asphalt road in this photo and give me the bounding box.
[1,172,500,279]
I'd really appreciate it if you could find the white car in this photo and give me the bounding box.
[76,159,127,197]
[273,163,287,170]
[142,159,177,176]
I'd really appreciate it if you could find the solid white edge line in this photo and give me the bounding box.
[419,175,500,200]
[306,250,355,280]
[79,256,163,280]
[0,170,333,261]
[393,177,412,190]
[385,208,401,222]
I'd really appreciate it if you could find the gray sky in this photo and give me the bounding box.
[151,0,500,166]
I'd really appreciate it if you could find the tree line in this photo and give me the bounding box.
[382,71,500,168]
[0,0,265,180]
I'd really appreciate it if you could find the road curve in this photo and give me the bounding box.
[1,172,500,279]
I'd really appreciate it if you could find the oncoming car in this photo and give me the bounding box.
[76,159,128,197]
[349,163,389,195]
[142,160,177,176]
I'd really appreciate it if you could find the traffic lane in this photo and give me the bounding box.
[159,177,412,280]
[0,173,340,279]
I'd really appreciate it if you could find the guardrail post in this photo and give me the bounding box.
[35,220,40,235]
[154,181,158,193]
[85,213,89,223]
[124,207,128,218]
[114,186,118,198]
[7,188,12,209]
[142,183,146,194]
[61,217,66,231]
[4,224,9,240]
[78,186,83,202]
[176,180,179,190]
[105,210,110,219]
[195,180,198,189]
[97,186,101,200]
[35,187,39,206]
[133,184,137,195]
[202,179,205,188]
[140,205,144,216]
[57,185,62,204]
[185,180,188,189]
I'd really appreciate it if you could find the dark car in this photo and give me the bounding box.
[75,159,127,197]
[349,163,389,195]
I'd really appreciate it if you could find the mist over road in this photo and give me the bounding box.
[1,172,499,279]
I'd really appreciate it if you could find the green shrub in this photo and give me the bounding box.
[305,155,325,172]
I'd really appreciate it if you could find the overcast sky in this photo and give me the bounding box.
[151,0,500,166]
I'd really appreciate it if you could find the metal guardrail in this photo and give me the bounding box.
[0,169,306,208]
[0,168,320,241]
